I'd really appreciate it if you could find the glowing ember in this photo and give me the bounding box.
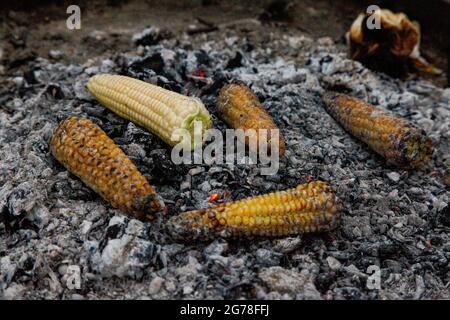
[208,193,219,202]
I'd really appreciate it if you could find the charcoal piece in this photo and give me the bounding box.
[195,50,211,66]
[200,73,229,97]
[132,27,172,47]
[225,52,243,69]
[156,76,182,93]
[127,53,164,77]
[45,84,64,99]
[149,149,187,182]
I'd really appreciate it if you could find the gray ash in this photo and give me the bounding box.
[0,26,449,300]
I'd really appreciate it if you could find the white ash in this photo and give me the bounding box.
[258,267,322,300]
[0,26,449,300]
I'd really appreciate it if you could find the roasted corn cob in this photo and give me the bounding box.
[50,116,163,220]
[322,92,433,168]
[218,81,286,156]
[87,74,212,148]
[167,181,340,240]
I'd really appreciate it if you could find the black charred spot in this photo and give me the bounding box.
[226,52,243,70]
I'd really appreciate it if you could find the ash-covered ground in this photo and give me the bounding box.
[0,24,449,300]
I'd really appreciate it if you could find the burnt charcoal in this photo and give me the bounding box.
[45,84,64,99]
[101,121,127,139]
[243,42,254,52]
[139,53,164,73]
[127,53,164,77]
[378,242,402,258]
[156,76,182,93]
[20,255,36,272]
[99,221,126,251]
[1,186,35,230]
[195,50,211,66]
[132,27,172,47]
[323,83,353,94]
[315,272,337,292]
[81,103,107,118]
[123,122,154,146]
[438,205,450,227]
[361,52,410,78]
[125,54,183,93]
[31,139,49,155]
[123,66,154,81]
[336,287,363,299]
[51,178,97,202]
[200,73,229,96]
[225,51,243,69]
[113,54,131,71]
[23,69,38,84]
[149,149,187,183]
[320,55,333,64]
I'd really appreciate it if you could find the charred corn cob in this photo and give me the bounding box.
[167,181,340,240]
[218,81,286,156]
[50,116,163,220]
[87,74,212,148]
[323,92,433,168]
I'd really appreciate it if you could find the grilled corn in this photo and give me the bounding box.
[167,181,340,240]
[50,116,163,220]
[322,92,433,168]
[218,81,286,156]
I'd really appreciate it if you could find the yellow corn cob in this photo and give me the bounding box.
[167,181,340,240]
[50,116,163,220]
[323,92,433,168]
[87,74,212,148]
[218,81,286,157]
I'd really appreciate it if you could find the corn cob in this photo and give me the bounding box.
[322,92,433,168]
[50,116,163,220]
[87,74,212,148]
[217,81,286,156]
[167,181,340,240]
